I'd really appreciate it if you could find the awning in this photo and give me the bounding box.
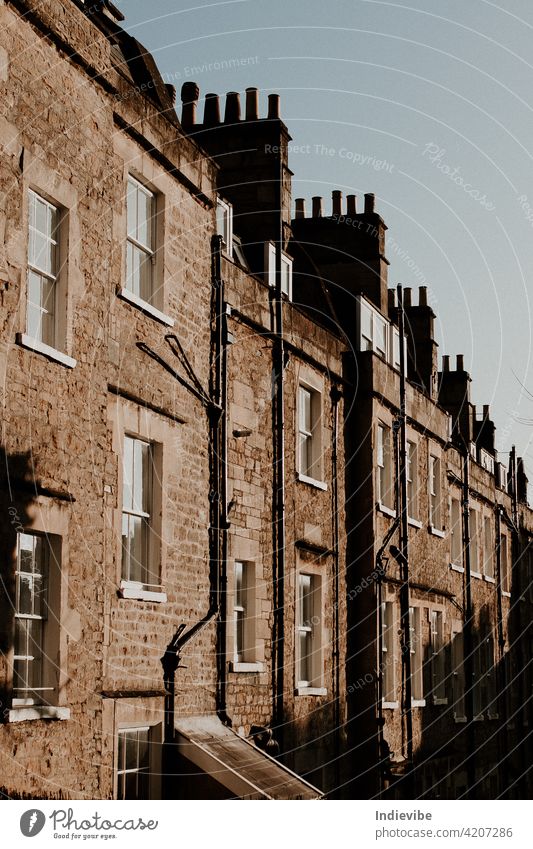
[174,715,323,800]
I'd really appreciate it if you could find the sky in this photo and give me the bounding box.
[120,0,533,473]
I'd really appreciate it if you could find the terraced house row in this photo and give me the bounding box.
[0,0,532,800]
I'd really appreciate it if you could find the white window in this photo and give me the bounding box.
[429,454,442,529]
[359,298,388,359]
[381,601,396,704]
[232,561,257,666]
[406,440,418,519]
[296,573,322,690]
[117,727,150,799]
[121,435,159,589]
[500,532,510,594]
[451,623,466,721]
[13,532,59,707]
[377,423,394,511]
[298,384,322,483]
[216,197,233,258]
[469,508,480,575]
[483,516,494,579]
[450,497,462,567]
[27,190,60,348]
[390,326,402,371]
[265,242,293,299]
[409,606,424,704]
[429,610,446,703]
[126,176,156,304]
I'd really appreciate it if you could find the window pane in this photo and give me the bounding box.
[299,574,312,625]
[17,574,33,615]
[127,180,137,238]
[299,433,311,477]
[137,188,153,249]
[299,631,311,683]
[299,387,312,433]
[124,731,139,771]
[123,437,134,511]
[234,562,243,608]
[124,771,138,800]
[14,618,29,659]
[235,610,244,661]
[360,301,372,347]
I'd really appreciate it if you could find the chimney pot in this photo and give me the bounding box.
[267,94,280,119]
[364,192,375,214]
[203,92,221,126]
[245,87,259,121]
[456,354,464,371]
[347,194,357,216]
[443,355,450,372]
[419,286,427,306]
[483,404,490,419]
[404,287,412,308]
[225,91,241,123]
[295,198,306,219]
[332,190,342,217]
[180,81,199,127]
[312,196,323,218]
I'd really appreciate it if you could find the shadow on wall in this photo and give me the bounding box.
[0,446,38,718]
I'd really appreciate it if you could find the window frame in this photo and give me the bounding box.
[297,382,325,489]
[428,453,443,532]
[377,422,395,514]
[216,197,233,258]
[265,241,293,300]
[450,495,463,570]
[469,506,482,577]
[296,571,325,695]
[120,432,165,601]
[381,600,397,707]
[409,606,425,706]
[116,726,151,801]
[429,608,447,705]
[483,515,495,581]
[125,175,157,304]
[406,439,420,522]
[500,531,511,596]
[230,560,262,672]
[9,529,68,722]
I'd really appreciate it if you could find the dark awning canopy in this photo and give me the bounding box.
[174,716,323,800]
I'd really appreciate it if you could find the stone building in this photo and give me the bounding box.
[0,0,532,800]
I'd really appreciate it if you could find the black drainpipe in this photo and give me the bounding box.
[272,151,286,741]
[159,233,230,795]
[331,383,341,790]
[460,441,475,798]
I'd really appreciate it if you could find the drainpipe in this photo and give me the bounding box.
[213,234,230,723]
[396,285,413,790]
[460,441,475,798]
[331,384,342,791]
[495,505,507,793]
[272,149,286,740]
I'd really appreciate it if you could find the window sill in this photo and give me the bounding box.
[484,575,496,584]
[377,502,396,519]
[454,715,467,724]
[473,714,485,722]
[119,582,167,603]
[229,662,265,673]
[450,562,464,573]
[408,517,422,529]
[502,591,511,598]
[433,697,448,706]
[295,686,327,697]
[412,699,426,708]
[8,706,70,722]
[117,287,175,327]
[488,712,499,720]
[16,333,76,368]
[471,571,483,580]
[297,473,327,491]
[429,525,445,538]
[382,701,398,710]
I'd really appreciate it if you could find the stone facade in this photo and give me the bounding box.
[0,0,532,801]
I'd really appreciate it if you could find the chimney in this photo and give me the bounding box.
[442,355,450,371]
[456,354,464,371]
[180,81,199,127]
[388,289,396,311]
[438,355,472,444]
[295,198,306,219]
[419,286,428,306]
[474,403,496,457]
[312,196,323,218]
[403,287,412,308]
[267,94,280,119]
[347,195,357,216]
[224,92,241,123]
[332,190,342,217]
[203,92,221,126]
[364,193,375,214]
[245,87,259,121]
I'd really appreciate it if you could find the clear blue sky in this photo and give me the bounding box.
[121,0,533,474]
